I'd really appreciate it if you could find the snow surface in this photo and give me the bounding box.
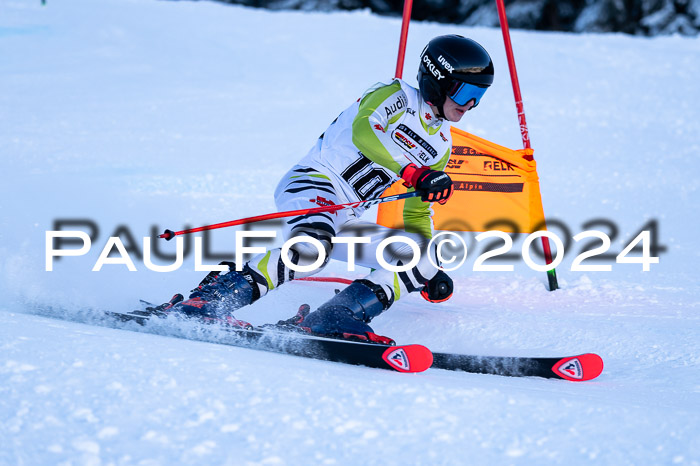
[1,0,699,464]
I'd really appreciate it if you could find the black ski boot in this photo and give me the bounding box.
[139,262,263,328]
[300,279,396,345]
[175,264,260,318]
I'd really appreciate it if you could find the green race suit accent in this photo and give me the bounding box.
[298,78,452,240]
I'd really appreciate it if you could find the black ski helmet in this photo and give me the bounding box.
[417,35,494,115]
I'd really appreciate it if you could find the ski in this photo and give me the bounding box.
[105,310,603,381]
[106,311,433,373]
[431,352,604,381]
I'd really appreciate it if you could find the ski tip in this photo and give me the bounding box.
[382,345,434,373]
[551,353,604,381]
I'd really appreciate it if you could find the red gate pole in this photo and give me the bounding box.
[394,0,414,78]
[495,0,559,291]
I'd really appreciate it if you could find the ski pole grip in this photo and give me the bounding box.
[160,229,176,241]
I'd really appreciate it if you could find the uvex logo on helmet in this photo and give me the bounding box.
[438,55,454,73]
[422,55,445,81]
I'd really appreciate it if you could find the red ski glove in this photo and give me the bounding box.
[400,163,454,204]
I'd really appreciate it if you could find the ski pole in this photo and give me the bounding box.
[160,191,420,240]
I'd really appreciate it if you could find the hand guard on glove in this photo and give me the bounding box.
[400,163,454,204]
[420,270,454,303]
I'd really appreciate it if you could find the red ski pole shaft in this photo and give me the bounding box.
[159,191,420,240]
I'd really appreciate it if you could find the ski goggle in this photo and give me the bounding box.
[447,81,488,107]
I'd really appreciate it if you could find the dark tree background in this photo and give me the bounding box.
[213,0,700,35]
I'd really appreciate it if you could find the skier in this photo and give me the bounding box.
[156,35,494,343]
